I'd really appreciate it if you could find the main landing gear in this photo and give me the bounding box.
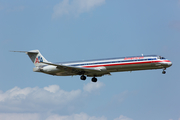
[80,75,98,82]
[80,75,86,80]
[91,77,97,82]
[162,68,166,74]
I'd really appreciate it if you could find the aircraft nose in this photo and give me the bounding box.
[168,61,172,67]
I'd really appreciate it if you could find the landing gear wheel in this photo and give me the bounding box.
[162,71,166,74]
[91,77,97,82]
[80,75,86,80]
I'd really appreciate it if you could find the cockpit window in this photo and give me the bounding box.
[158,56,166,59]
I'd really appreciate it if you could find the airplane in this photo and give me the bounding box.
[12,50,172,82]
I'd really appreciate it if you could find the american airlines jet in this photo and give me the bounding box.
[13,50,172,82]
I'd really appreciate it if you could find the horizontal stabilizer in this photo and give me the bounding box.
[10,51,27,53]
[10,50,39,54]
[11,50,48,67]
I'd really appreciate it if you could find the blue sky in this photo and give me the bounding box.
[0,0,180,120]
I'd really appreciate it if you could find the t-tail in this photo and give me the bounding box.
[11,50,48,67]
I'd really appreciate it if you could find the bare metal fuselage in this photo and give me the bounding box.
[38,55,172,77]
[13,50,172,82]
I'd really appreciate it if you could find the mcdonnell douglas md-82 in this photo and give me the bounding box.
[12,50,172,82]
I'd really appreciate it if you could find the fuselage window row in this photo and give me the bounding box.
[70,58,159,67]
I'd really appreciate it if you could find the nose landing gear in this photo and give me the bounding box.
[162,71,166,74]
[162,68,166,74]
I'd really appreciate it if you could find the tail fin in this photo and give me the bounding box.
[11,50,48,67]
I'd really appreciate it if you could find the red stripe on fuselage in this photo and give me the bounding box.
[82,60,171,68]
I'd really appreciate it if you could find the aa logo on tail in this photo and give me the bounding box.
[35,56,43,63]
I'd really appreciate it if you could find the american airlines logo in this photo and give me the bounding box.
[35,56,43,63]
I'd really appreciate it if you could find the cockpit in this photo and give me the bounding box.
[158,56,166,60]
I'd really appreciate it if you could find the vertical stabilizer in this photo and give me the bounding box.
[11,50,48,67]
[26,50,48,67]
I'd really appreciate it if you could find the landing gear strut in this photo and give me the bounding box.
[91,77,97,82]
[80,75,86,80]
[162,68,166,74]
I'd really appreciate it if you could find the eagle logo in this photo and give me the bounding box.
[35,56,43,63]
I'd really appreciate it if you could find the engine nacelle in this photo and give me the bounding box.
[40,66,59,72]
[33,66,60,73]
[33,67,41,72]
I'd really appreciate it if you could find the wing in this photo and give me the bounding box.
[41,62,110,77]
